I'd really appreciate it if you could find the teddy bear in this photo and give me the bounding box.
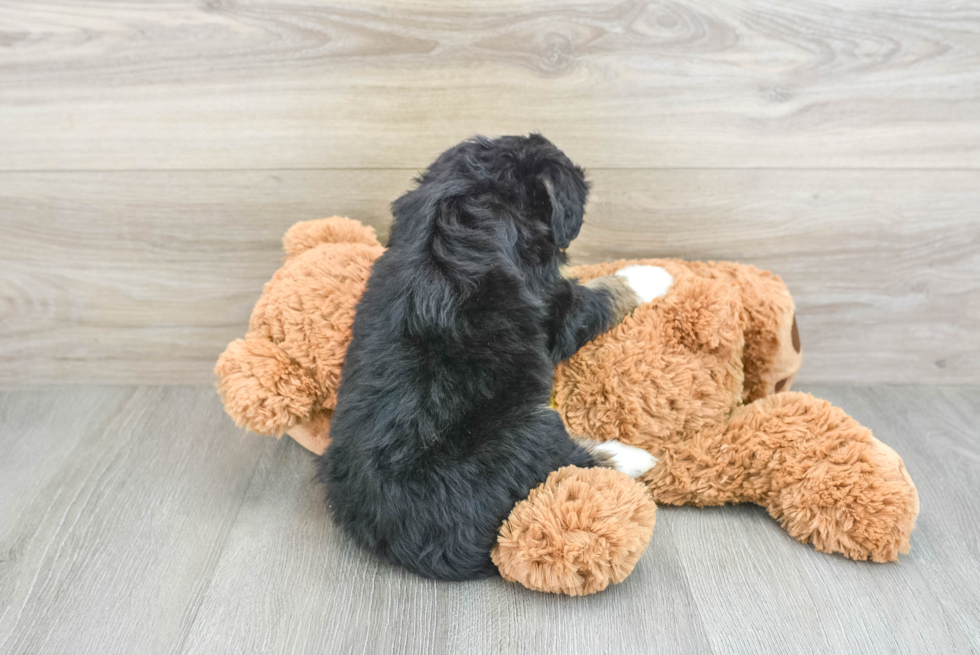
[554,259,918,564]
[215,216,919,594]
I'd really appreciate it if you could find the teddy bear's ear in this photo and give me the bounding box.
[656,276,744,353]
[282,216,381,259]
[214,337,320,436]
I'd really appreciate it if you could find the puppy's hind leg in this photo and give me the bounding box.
[571,435,658,479]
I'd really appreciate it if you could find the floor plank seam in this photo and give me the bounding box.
[169,435,270,655]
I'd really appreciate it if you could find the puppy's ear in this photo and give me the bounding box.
[539,164,589,249]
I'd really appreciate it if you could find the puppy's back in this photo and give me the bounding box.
[320,135,594,580]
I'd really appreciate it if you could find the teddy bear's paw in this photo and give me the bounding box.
[593,440,659,478]
[615,265,674,303]
[492,466,657,596]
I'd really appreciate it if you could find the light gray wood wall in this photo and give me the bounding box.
[1,0,978,385]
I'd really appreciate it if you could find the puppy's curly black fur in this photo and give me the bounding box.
[318,135,636,580]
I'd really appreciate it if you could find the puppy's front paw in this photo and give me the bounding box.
[592,441,658,478]
[615,265,673,303]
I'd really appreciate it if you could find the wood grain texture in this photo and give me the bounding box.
[0,386,269,655]
[0,384,977,654]
[0,0,977,383]
[0,0,978,170]
[577,169,980,385]
[1,169,977,385]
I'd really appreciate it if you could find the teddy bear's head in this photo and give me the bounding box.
[553,259,801,455]
[215,217,384,446]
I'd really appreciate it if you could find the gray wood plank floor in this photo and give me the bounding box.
[1,385,977,654]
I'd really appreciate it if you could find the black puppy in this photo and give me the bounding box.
[318,135,667,581]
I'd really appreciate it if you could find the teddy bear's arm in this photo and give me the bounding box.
[214,337,321,437]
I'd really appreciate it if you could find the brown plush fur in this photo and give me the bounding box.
[215,217,384,439]
[215,217,919,595]
[556,259,918,562]
[492,466,657,596]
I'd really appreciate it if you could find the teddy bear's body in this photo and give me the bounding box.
[216,216,918,594]
[558,260,917,562]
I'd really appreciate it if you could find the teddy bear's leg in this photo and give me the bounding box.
[645,392,918,562]
[492,466,657,596]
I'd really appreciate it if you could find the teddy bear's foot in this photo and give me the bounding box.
[763,398,920,562]
[286,409,333,455]
[755,307,801,398]
[721,262,801,402]
[645,392,919,562]
[492,466,656,596]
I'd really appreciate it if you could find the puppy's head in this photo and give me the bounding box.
[407,134,589,250]
[518,134,589,249]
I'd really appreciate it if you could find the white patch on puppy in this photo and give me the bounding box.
[592,441,659,478]
[615,265,673,303]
